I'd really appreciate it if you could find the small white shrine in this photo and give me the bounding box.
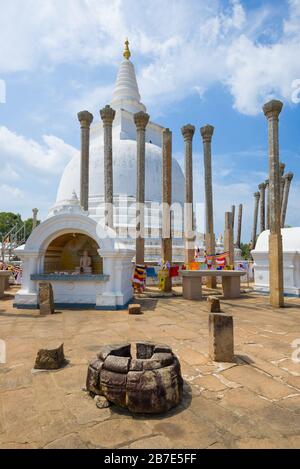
[252,227,300,297]
[14,195,134,310]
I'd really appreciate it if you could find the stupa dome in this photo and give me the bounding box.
[56,138,184,204]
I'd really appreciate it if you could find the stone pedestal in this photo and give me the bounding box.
[38,282,55,315]
[209,313,234,362]
[222,276,241,299]
[182,275,202,300]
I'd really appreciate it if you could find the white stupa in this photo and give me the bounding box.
[52,41,185,261]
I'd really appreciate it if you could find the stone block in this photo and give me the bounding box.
[128,304,142,315]
[209,313,234,362]
[34,344,66,370]
[136,342,155,359]
[38,282,55,315]
[86,358,104,395]
[103,355,131,374]
[97,343,131,361]
[207,296,221,313]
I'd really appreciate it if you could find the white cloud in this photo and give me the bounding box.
[0,184,23,199]
[0,163,20,182]
[0,126,78,174]
[2,0,300,115]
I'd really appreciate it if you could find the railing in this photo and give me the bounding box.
[1,223,26,262]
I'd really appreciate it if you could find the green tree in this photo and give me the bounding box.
[240,242,252,260]
[24,218,40,240]
[0,212,23,239]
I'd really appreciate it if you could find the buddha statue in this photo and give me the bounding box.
[76,250,92,274]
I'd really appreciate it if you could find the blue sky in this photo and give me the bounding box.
[0,0,299,242]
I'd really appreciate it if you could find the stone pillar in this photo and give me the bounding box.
[263,100,284,308]
[281,171,294,227]
[181,124,195,264]
[279,162,286,209]
[78,110,93,211]
[134,111,150,265]
[258,182,266,233]
[100,105,116,229]
[265,179,270,230]
[231,205,235,233]
[224,212,234,266]
[200,125,216,288]
[161,128,173,292]
[209,313,234,362]
[32,208,39,230]
[251,192,260,249]
[236,204,243,249]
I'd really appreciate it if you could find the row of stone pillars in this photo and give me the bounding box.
[77,106,175,291]
[251,167,294,250]
[77,105,221,292]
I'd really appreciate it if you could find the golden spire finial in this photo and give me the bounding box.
[123,38,131,60]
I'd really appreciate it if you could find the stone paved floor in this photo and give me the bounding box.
[0,286,300,449]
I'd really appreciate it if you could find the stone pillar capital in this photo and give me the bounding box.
[32,208,38,215]
[258,182,266,191]
[163,127,172,137]
[284,171,294,182]
[181,124,195,141]
[100,105,116,126]
[279,162,286,176]
[77,110,93,128]
[263,100,283,120]
[254,191,260,200]
[200,124,214,142]
[134,111,150,131]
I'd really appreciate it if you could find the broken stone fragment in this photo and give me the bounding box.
[34,344,66,370]
[94,395,111,409]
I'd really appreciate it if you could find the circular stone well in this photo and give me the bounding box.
[86,342,183,414]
